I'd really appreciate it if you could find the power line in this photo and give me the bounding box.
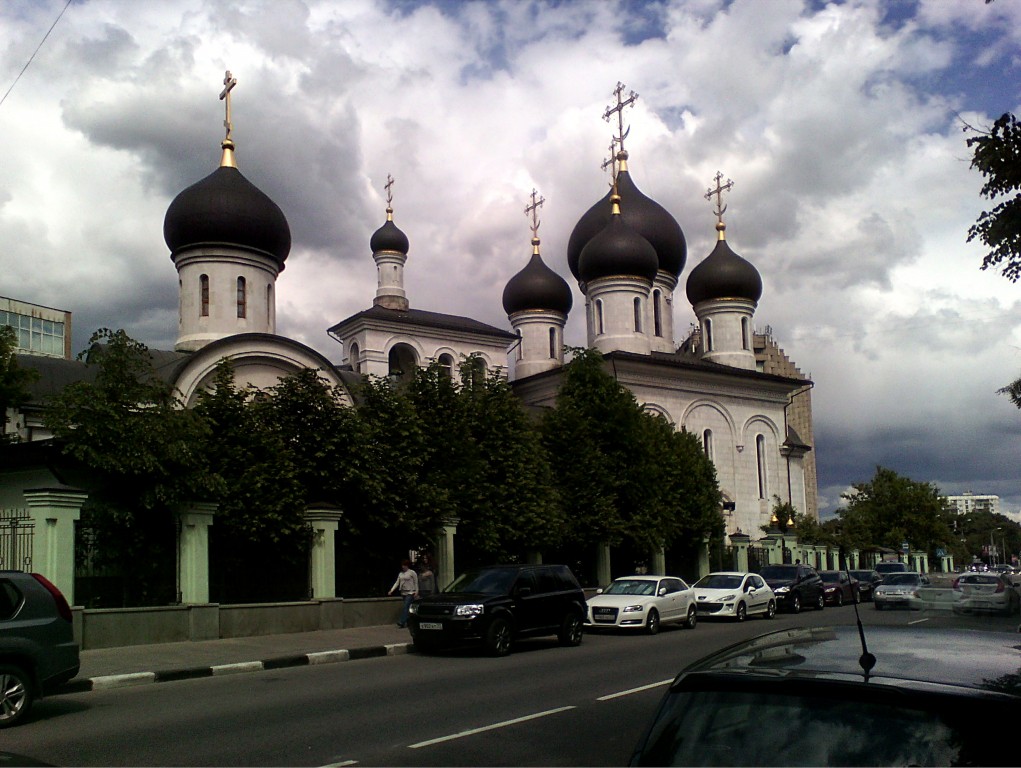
[0,0,74,109]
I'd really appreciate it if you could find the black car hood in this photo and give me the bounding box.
[417,591,493,604]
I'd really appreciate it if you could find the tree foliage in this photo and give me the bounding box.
[0,325,37,443]
[967,112,1021,281]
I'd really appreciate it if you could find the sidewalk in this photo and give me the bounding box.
[62,624,416,695]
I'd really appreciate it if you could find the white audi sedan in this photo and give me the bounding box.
[693,571,776,621]
[585,575,697,634]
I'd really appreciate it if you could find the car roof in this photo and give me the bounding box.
[675,626,1021,696]
[704,571,748,577]
[612,575,663,581]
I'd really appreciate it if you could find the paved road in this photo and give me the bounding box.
[4,601,1017,766]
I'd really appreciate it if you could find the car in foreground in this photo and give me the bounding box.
[819,570,858,606]
[952,572,1020,615]
[757,563,825,613]
[848,569,882,602]
[0,571,80,728]
[873,571,929,610]
[629,625,1021,766]
[692,572,775,621]
[407,564,586,656]
[586,575,696,634]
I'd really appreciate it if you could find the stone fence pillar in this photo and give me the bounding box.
[304,504,343,599]
[436,518,459,591]
[24,486,87,605]
[651,546,666,575]
[596,543,611,586]
[177,503,216,604]
[729,532,751,573]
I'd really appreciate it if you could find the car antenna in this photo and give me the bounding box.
[843,553,876,679]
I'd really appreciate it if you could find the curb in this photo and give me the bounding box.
[58,641,416,695]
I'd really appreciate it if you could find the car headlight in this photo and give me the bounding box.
[825,587,836,593]
[774,586,789,593]
[409,603,419,615]
[622,604,645,613]
[455,604,484,618]
[720,594,736,602]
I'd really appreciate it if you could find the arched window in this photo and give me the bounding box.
[704,318,714,352]
[438,353,455,378]
[653,290,662,337]
[742,317,751,350]
[200,275,209,317]
[633,297,642,332]
[349,341,360,374]
[267,284,273,325]
[702,429,714,462]
[388,343,418,384]
[236,277,246,318]
[596,299,605,335]
[548,327,557,359]
[516,331,523,361]
[756,434,767,499]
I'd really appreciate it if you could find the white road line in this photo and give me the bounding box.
[408,706,576,749]
[907,617,930,625]
[319,761,358,767]
[597,679,674,701]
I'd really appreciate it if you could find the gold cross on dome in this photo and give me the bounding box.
[525,188,545,239]
[220,70,237,142]
[704,171,734,223]
[601,137,619,182]
[385,174,395,207]
[603,81,638,154]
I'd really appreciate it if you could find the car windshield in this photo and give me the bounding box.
[604,579,657,596]
[849,571,873,580]
[445,569,517,595]
[696,574,743,590]
[758,566,797,580]
[883,574,920,586]
[819,572,840,583]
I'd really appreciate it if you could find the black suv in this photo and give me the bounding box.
[758,564,825,613]
[1,571,80,727]
[408,564,587,656]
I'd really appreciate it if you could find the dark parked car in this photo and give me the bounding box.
[819,570,858,606]
[848,569,883,602]
[630,626,1021,766]
[0,571,80,728]
[757,564,825,613]
[407,564,586,656]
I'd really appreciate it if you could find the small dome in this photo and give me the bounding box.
[503,247,573,315]
[686,232,762,305]
[568,168,686,280]
[370,215,409,254]
[577,205,659,284]
[164,165,291,265]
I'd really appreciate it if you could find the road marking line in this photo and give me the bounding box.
[408,706,576,748]
[908,618,930,625]
[597,679,674,701]
[319,761,358,767]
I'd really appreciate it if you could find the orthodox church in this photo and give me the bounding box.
[5,78,817,552]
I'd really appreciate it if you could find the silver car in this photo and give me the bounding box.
[952,572,1020,615]
[873,572,929,610]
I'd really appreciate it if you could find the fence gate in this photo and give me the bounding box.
[0,508,34,571]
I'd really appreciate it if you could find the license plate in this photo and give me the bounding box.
[419,622,443,630]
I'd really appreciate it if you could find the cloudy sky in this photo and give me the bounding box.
[2,0,1020,519]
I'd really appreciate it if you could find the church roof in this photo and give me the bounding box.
[686,229,762,305]
[328,305,518,341]
[502,249,573,315]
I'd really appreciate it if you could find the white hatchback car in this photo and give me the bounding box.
[586,575,696,634]
[693,571,776,621]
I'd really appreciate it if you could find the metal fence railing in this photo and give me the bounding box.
[0,508,33,571]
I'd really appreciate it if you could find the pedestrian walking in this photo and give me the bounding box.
[416,552,436,597]
[389,559,419,628]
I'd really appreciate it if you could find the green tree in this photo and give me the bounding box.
[967,112,1021,281]
[0,325,37,443]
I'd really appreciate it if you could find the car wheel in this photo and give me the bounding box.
[645,609,660,635]
[816,592,825,610]
[485,617,513,657]
[0,664,33,729]
[835,592,843,607]
[765,600,776,619]
[790,594,801,614]
[558,613,583,646]
[684,605,697,630]
[736,602,747,622]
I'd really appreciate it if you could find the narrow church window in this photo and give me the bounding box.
[267,284,273,325]
[703,429,714,462]
[704,318,714,352]
[653,290,662,337]
[756,434,767,499]
[742,317,751,350]
[548,327,556,359]
[236,277,246,318]
[350,342,360,374]
[633,297,642,333]
[200,274,209,317]
[517,331,523,361]
[596,299,605,335]
[439,353,454,378]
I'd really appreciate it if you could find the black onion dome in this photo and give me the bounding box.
[370,217,409,254]
[577,210,659,284]
[164,166,291,265]
[502,250,573,315]
[567,169,686,280]
[685,234,763,305]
